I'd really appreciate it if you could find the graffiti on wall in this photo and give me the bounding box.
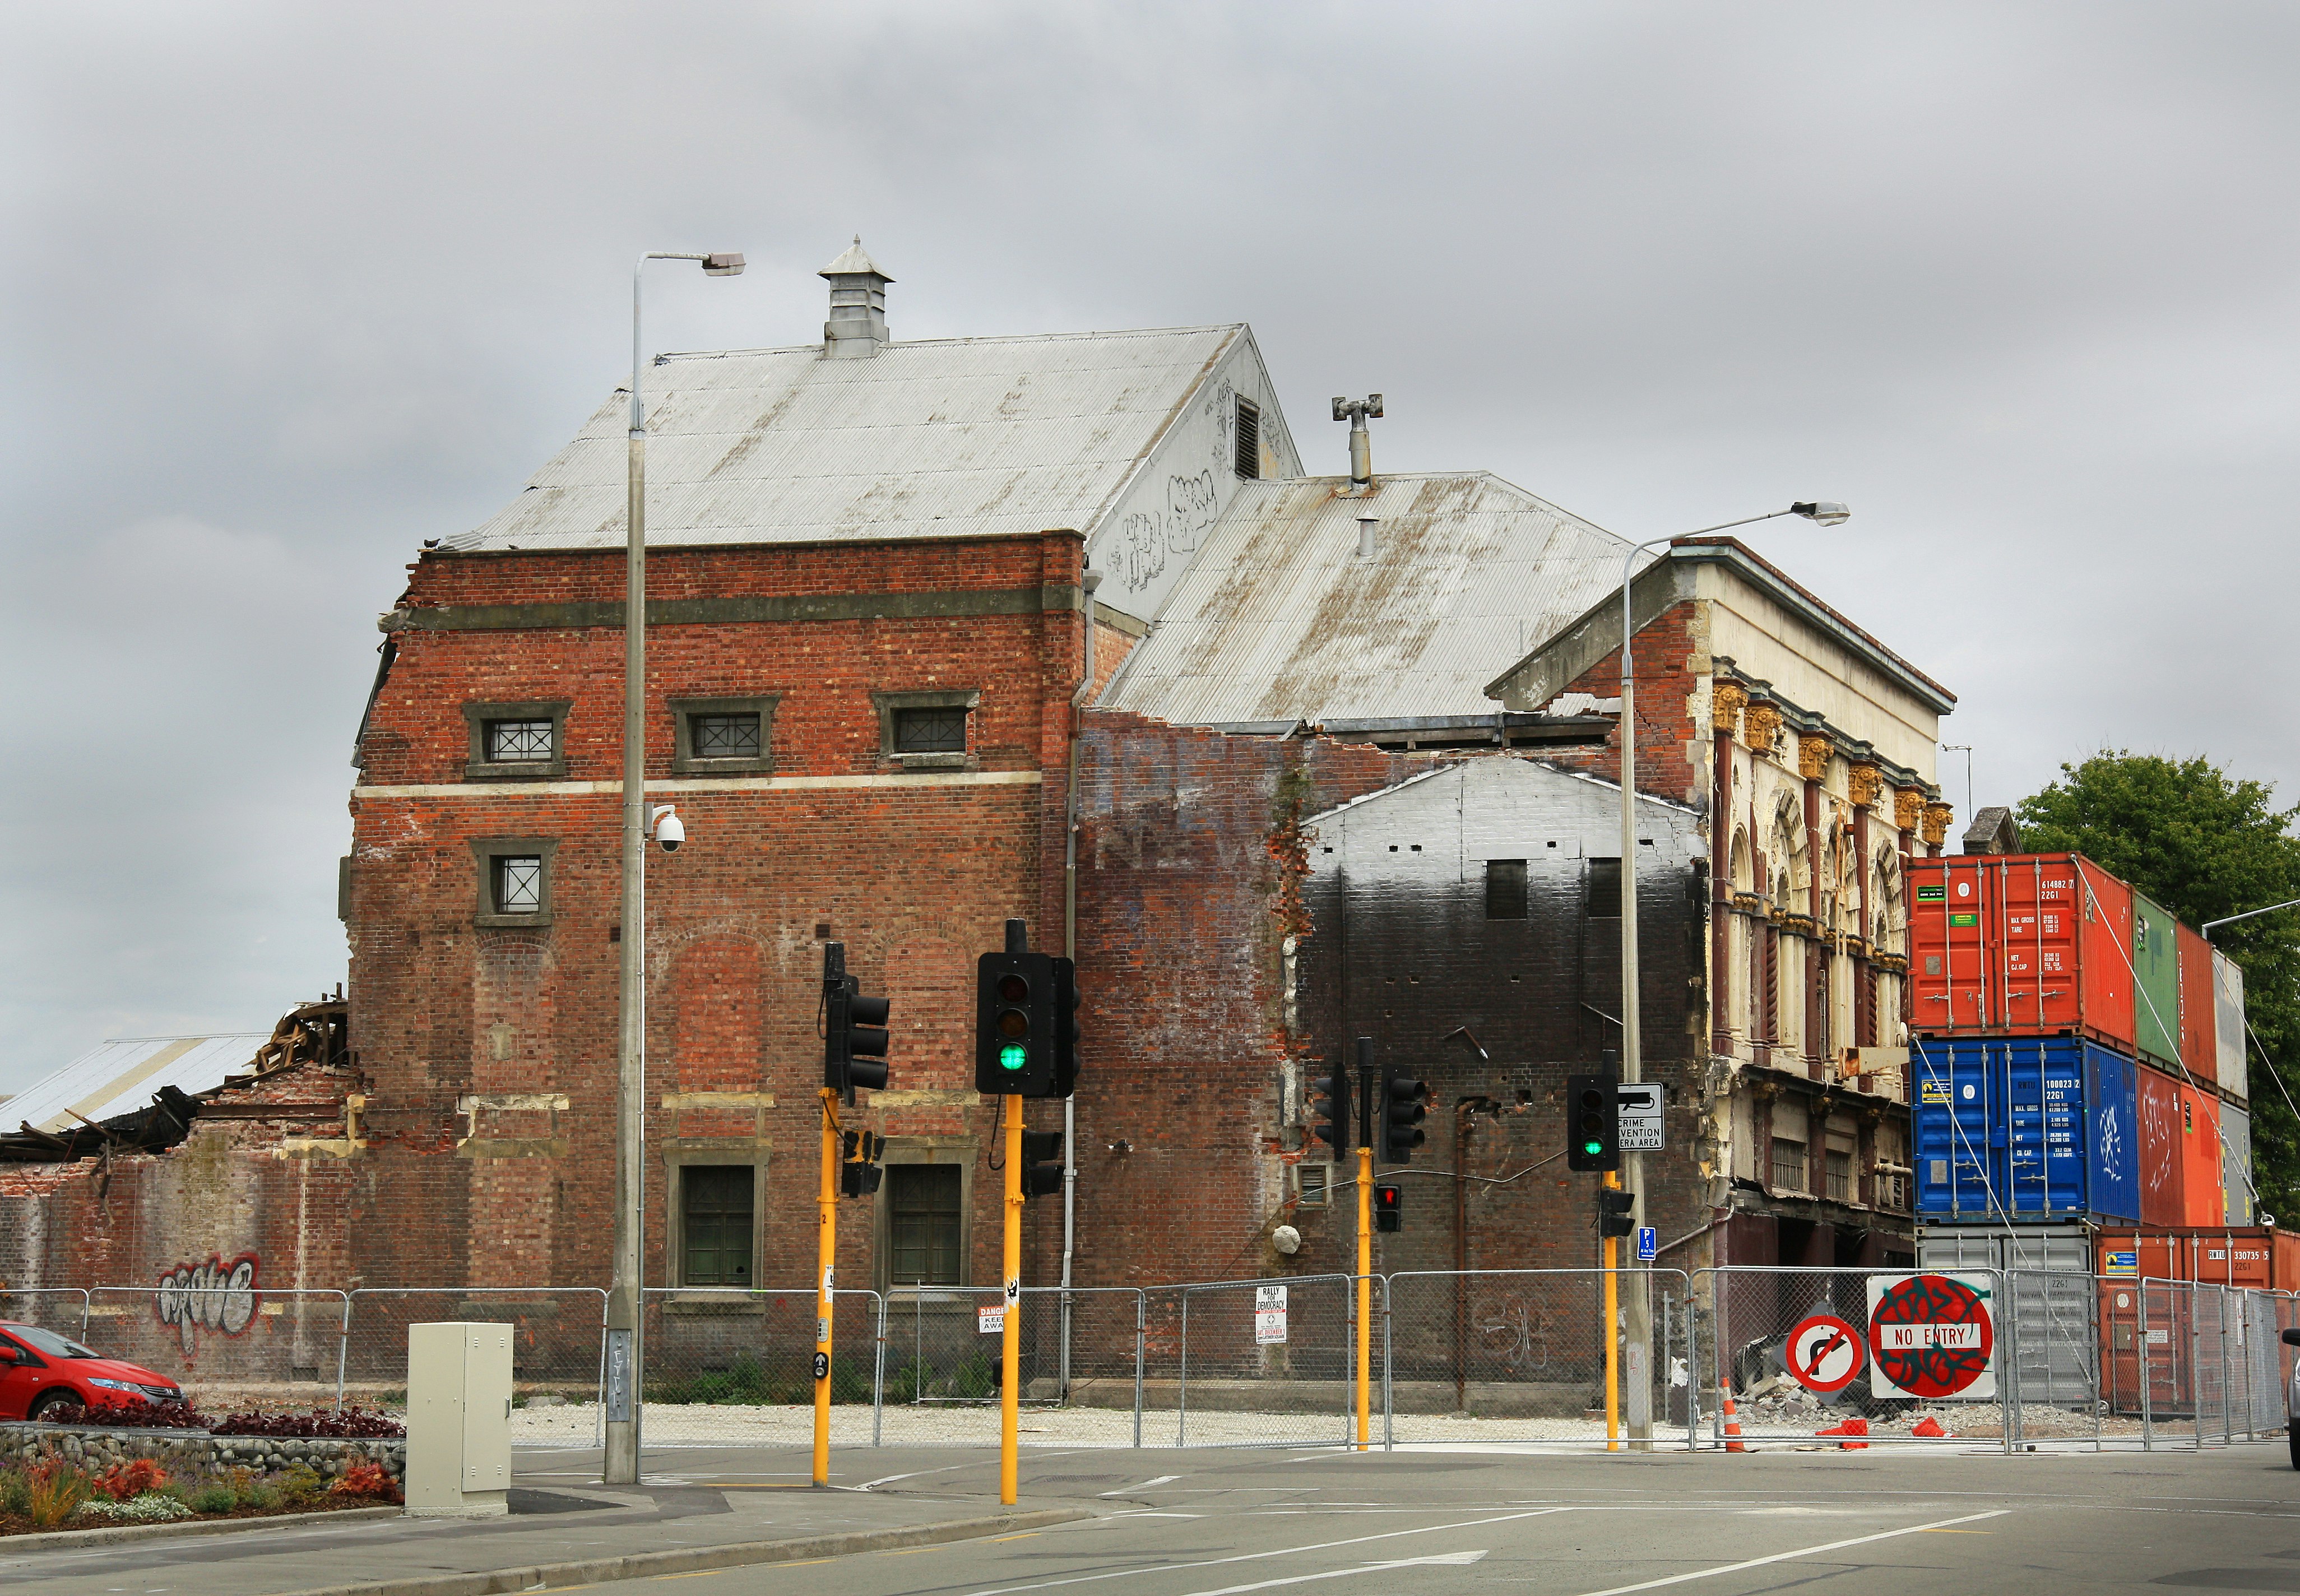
[154,1254,259,1352]
[1117,468,1223,595]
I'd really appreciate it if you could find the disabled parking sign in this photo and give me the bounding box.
[1866,1272,1995,1400]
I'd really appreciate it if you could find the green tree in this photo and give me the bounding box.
[2015,751,2300,1223]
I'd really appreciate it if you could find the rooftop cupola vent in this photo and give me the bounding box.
[1332,393,1383,488]
[820,235,893,358]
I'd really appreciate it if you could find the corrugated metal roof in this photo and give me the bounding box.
[1099,474,1643,727]
[7,1036,267,1136]
[439,326,1241,553]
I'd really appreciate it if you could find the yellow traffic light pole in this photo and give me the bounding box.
[1603,1168,1620,1453]
[1000,1094,1022,1505]
[813,1088,840,1485]
[1355,1142,1373,1451]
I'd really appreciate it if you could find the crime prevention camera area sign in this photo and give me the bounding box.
[1616,1083,1663,1150]
[1865,1272,1995,1400]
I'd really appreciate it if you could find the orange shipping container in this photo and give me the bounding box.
[2097,1227,2300,1289]
[1909,854,2135,1050]
[2177,922,2216,1085]
[2180,1083,2225,1226]
[2138,1066,2186,1227]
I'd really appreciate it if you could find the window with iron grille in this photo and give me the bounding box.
[485,720,554,763]
[1825,1149,1852,1202]
[1235,397,1261,480]
[887,1164,963,1285]
[680,1166,754,1286]
[471,837,556,926]
[1485,859,1528,920]
[893,706,966,753]
[1770,1138,1807,1192]
[493,855,542,916]
[669,694,778,775]
[463,700,570,779]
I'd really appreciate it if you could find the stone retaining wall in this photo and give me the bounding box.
[0,1421,404,1479]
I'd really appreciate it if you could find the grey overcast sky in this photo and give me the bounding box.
[3,2,2296,1093]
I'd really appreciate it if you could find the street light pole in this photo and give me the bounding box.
[1613,500,1845,1447]
[606,250,743,1487]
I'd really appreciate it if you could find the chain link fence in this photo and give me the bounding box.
[1381,1269,1695,1447]
[18,1269,2294,1454]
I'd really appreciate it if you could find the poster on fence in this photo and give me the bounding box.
[1865,1272,1995,1400]
[1255,1284,1288,1344]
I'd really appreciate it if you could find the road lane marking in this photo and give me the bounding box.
[1180,1551,1487,1596]
[1571,1509,2011,1596]
[1099,1476,1183,1496]
[964,1509,1565,1595]
[994,1534,1044,1543]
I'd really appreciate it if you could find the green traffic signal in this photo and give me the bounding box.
[1583,1140,1603,1156]
[1000,1043,1027,1071]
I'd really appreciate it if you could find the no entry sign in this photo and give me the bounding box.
[1786,1314,1866,1393]
[1866,1272,1996,1399]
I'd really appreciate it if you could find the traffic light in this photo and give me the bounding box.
[1565,1073,1620,1172]
[976,921,1058,1096]
[1373,1181,1403,1233]
[1052,957,1083,1099]
[1021,1129,1065,1199]
[1378,1068,1430,1164]
[1307,1060,1353,1154]
[1597,1187,1635,1238]
[841,1130,885,1198]
[823,944,892,1103]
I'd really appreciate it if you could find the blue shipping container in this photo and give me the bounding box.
[1913,1036,2141,1223]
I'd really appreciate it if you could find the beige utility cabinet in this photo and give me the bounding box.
[405,1322,513,1518]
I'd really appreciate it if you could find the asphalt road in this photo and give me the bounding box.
[582,1442,2300,1596]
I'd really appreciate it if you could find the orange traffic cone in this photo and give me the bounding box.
[1910,1415,1950,1439]
[1719,1385,1747,1453]
[1815,1416,1869,1450]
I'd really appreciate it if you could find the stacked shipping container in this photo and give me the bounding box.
[1907,852,2253,1228]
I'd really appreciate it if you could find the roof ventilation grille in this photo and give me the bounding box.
[820,236,893,359]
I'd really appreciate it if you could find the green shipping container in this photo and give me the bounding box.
[2132,890,2181,1067]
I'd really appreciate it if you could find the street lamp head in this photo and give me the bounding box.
[701,253,746,276]
[1791,500,1851,526]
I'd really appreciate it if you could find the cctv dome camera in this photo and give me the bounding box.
[651,806,684,852]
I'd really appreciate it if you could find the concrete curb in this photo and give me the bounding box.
[2,1505,404,1553]
[258,1506,1091,1596]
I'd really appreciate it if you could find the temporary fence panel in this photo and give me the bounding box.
[1381,1268,1691,1448]
[85,1286,350,1414]
[639,1286,877,1448]
[1146,1275,1354,1449]
[1700,1266,2009,1449]
[0,1288,91,1342]
[2000,1270,2100,1447]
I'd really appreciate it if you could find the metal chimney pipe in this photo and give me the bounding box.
[1332,393,1383,488]
[1357,515,1378,559]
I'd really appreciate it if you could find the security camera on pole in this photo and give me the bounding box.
[1608,499,1847,1450]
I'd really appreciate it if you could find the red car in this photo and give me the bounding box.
[0,1321,184,1421]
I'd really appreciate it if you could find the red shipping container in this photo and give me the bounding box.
[2094,1228,2300,1416]
[1908,853,2135,1050]
[2097,1227,2300,1289]
[2137,1066,2186,1227]
[2181,1083,2226,1226]
[2177,922,2216,1085]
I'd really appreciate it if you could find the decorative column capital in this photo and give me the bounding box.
[1921,801,1955,848]
[1847,762,1884,810]
[1796,732,1835,783]
[1743,700,1783,755]
[1893,786,1926,833]
[1712,679,1749,726]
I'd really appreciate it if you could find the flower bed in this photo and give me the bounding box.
[0,1419,403,1535]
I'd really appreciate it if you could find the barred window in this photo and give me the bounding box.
[893,706,967,754]
[681,1166,754,1286]
[485,719,554,763]
[493,855,543,916]
[690,712,761,760]
[888,1164,963,1286]
[1769,1138,1807,1193]
[1825,1149,1852,1202]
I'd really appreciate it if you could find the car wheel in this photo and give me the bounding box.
[2289,1428,2299,1471]
[28,1389,80,1421]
